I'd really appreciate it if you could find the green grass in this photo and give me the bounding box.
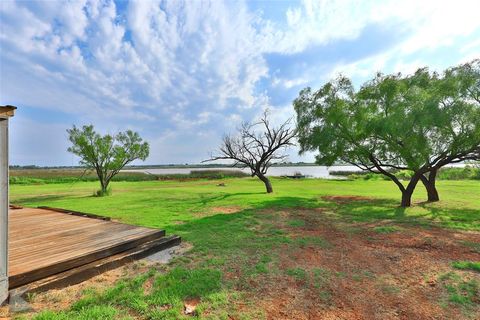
[373,226,402,234]
[452,261,480,272]
[10,178,480,231]
[439,272,480,307]
[9,177,480,319]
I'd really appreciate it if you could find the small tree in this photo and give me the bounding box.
[294,60,480,207]
[204,112,296,193]
[67,125,149,196]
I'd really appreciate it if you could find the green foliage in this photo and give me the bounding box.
[9,172,157,185]
[294,59,480,205]
[335,166,480,181]
[437,166,480,180]
[67,125,149,194]
[452,261,480,272]
[156,170,249,180]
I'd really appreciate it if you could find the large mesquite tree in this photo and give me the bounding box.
[67,125,150,196]
[417,60,480,201]
[204,112,296,193]
[294,60,480,207]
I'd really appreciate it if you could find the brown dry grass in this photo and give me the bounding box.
[251,207,480,320]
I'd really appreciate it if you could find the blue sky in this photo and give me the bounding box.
[1,0,479,166]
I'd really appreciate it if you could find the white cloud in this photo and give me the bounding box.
[266,0,480,56]
[1,0,270,124]
[1,0,479,165]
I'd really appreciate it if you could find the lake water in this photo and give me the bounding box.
[124,163,470,179]
[125,165,362,179]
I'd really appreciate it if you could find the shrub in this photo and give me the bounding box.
[437,166,480,180]
[156,169,249,180]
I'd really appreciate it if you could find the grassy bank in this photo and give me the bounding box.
[9,169,247,185]
[8,178,480,319]
[330,165,480,181]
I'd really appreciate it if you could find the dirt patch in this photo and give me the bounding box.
[253,208,480,320]
[322,195,375,204]
[210,206,243,214]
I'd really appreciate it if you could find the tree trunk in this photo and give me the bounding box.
[98,178,109,196]
[400,189,413,207]
[400,174,421,207]
[420,170,439,202]
[257,173,273,193]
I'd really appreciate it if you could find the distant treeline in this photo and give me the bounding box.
[330,165,480,181]
[9,162,332,170]
[9,168,249,185]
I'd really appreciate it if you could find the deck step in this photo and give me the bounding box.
[9,229,167,289]
[13,235,181,295]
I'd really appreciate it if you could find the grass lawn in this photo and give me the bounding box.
[7,178,480,319]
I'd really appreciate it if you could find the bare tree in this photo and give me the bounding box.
[204,112,296,193]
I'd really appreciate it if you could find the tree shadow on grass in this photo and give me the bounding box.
[320,196,480,231]
[11,194,76,205]
[416,203,480,231]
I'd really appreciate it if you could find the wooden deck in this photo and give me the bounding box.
[8,207,171,289]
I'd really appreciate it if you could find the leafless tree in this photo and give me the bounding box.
[204,111,296,193]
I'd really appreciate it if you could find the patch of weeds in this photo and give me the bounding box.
[452,261,480,272]
[352,270,375,281]
[312,268,333,303]
[31,305,128,320]
[362,270,375,279]
[293,236,332,249]
[439,272,480,307]
[340,225,363,238]
[380,284,401,294]
[317,290,332,304]
[286,268,308,282]
[373,226,401,234]
[254,262,269,274]
[287,219,306,227]
[312,268,331,288]
[265,227,286,237]
[195,290,249,319]
[149,267,222,301]
[202,257,227,267]
[49,267,223,320]
[25,292,38,303]
[254,255,273,274]
[376,276,400,295]
[71,270,155,314]
[243,254,276,278]
[352,274,362,282]
[459,241,480,253]
[423,237,434,246]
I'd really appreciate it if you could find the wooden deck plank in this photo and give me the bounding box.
[8,207,166,288]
